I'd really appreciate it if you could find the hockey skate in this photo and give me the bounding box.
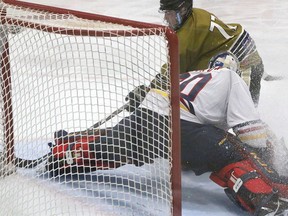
[258,197,288,216]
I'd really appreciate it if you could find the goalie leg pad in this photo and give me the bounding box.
[210,159,278,214]
[48,133,123,176]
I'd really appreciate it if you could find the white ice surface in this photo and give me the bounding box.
[2,0,288,215]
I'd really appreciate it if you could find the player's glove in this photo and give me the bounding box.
[125,85,149,112]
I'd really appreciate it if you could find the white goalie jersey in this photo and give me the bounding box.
[141,67,260,131]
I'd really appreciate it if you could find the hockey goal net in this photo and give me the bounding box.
[0,1,181,215]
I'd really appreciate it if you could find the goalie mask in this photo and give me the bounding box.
[208,51,241,76]
[159,0,193,30]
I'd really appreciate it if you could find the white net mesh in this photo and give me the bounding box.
[0,2,179,216]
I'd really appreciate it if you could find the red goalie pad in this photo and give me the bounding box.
[210,160,273,195]
[46,131,121,176]
[52,135,96,166]
[271,179,288,199]
[210,159,275,214]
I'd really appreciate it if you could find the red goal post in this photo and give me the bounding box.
[0,1,181,215]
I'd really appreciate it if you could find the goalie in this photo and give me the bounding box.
[48,52,288,215]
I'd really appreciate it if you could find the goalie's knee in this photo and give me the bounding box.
[210,159,278,215]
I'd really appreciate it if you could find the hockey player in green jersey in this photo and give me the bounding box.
[159,0,264,105]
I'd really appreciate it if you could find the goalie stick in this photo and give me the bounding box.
[1,102,130,170]
[14,152,52,168]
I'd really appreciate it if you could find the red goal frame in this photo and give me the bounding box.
[1,1,181,215]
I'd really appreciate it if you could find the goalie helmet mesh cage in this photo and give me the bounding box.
[0,1,181,216]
